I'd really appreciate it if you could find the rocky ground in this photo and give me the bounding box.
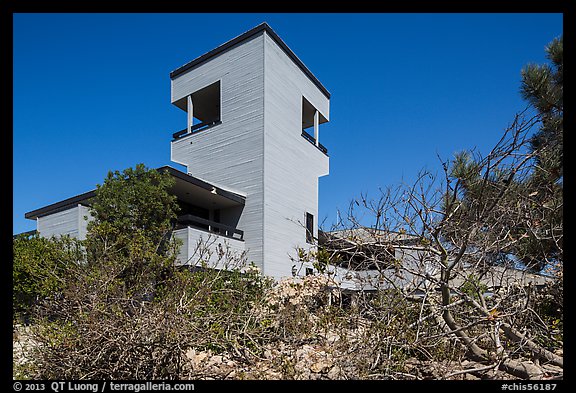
[178,344,562,380]
[13,324,39,379]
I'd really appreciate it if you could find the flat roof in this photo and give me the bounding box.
[169,22,330,99]
[24,190,96,220]
[25,166,245,220]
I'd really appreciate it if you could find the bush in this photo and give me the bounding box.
[13,234,82,323]
[26,251,273,379]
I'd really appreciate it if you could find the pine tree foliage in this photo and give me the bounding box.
[443,37,563,272]
[521,35,563,184]
[519,36,563,270]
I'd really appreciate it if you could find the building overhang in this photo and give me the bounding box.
[25,166,245,220]
[161,166,245,209]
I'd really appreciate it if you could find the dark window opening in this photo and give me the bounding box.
[191,80,221,128]
[306,267,314,276]
[306,212,314,244]
[213,209,221,234]
[177,200,209,219]
[301,96,328,155]
[176,200,210,230]
[341,293,353,308]
[302,97,317,136]
[172,80,222,140]
[330,247,396,271]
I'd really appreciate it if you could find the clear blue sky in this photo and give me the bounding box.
[13,13,563,235]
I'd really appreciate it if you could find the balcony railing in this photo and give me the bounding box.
[301,130,328,155]
[177,214,244,240]
[172,120,222,140]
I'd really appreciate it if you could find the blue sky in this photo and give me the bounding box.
[13,13,563,235]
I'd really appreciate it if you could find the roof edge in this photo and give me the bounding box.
[25,166,246,220]
[158,165,246,204]
[25,190,96,220]
[169,22,330,99]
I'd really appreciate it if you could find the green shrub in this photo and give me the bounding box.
[13,234,82,322]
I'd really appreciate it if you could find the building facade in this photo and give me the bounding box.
[25,23,330,280]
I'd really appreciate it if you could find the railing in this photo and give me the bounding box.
[301,130,328,155]
[172,120,222,140]
[177,214,244,240]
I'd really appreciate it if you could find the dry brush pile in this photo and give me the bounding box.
[13,245,563,380]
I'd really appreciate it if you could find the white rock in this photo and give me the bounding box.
[310,359,332,373]
[327,365,341,379]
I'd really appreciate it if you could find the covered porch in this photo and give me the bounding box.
[161,166,246,267]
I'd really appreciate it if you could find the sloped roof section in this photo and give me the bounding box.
[169,22,330,99]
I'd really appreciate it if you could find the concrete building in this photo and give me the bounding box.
[24,23,330,280]
[318,227,552,297]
